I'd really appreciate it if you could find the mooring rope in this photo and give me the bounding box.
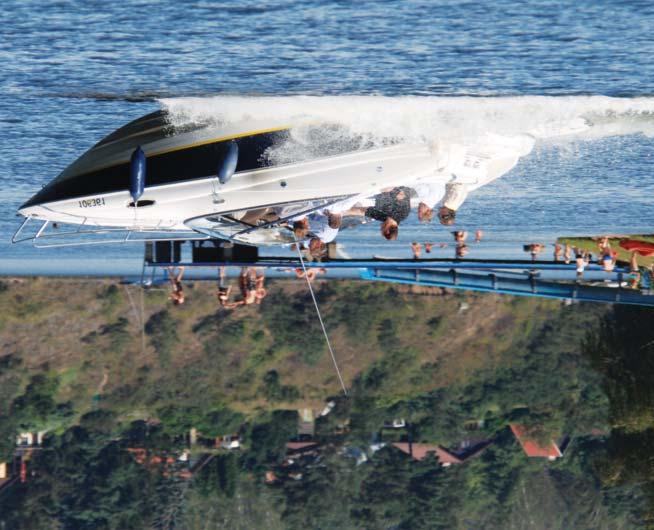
[296,247,348,396]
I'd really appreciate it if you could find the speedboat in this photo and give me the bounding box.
[16,110,444,246]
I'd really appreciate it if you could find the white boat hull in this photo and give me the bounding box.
[19,143,441,233]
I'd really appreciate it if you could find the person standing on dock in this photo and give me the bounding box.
[575,249,590,278]
[216,266,239,309]
[167,266,185,306]
[254,269,267,304]
[554,243,562,262]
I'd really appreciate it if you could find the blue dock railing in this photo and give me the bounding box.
[360,267,654,307]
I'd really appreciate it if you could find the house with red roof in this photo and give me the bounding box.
[510,424,567,460]
[285,440,319,460]
[392,440,490,467]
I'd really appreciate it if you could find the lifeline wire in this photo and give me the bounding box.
[296,247,348,396]
[124,284,146,358]
[140,285,146,357]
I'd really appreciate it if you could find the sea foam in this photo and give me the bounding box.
[159,95,654,168]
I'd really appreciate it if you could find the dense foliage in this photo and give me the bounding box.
[0,281,652,528]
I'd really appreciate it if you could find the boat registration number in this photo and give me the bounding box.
[78,197,106,208]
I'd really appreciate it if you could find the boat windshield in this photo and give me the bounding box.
[185,197,352,246]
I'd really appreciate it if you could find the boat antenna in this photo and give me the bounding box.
[296,245,348,396]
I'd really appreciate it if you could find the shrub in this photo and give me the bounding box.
[145,310,179,366]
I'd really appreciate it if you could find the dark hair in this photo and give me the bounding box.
[328,213,342,229]
[439,208,456,226]
[308,238,327,260]
[384,225,399,240]
[293,219,309,239]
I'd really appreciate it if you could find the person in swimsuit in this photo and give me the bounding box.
[574,249,590,278]
[236,268,258,306]
[626,251,642,289]
[167,266,185,306]
[553,243,562,262]
[563,243,572,264]
[216,266,242,309]
[598,236,611,254]
[601,248,617,272]
[254,269,267,304]
[411,242,422,259]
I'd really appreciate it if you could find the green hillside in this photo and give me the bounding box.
[0,278,651,529]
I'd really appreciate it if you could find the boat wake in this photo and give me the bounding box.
[160,95,654,165]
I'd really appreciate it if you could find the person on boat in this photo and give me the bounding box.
[306,237,328,260]
[437,177,469,225]
[302,210,342,244]
[362,186,412,240]
[292,218,310,241]
[413,175,469,226]
[167,266,185,306]
[284,201,350,246]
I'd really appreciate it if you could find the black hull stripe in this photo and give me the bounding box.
[22,129,290,208]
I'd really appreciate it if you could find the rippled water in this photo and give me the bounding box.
[2,0,654,272]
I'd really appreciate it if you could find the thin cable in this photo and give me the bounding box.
[296,248,348,396]
[124,284,139,321]
[139,284,146,357]
[124,284,146,358]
